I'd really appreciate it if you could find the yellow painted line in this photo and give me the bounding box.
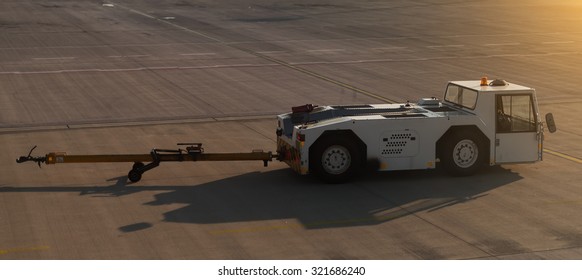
[544,148,582,164]
[542,200,582,205]
[209,223,301,235]
[209,214,402,235]
[0,245,49,255]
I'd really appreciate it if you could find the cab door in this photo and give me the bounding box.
[495,94,540,163]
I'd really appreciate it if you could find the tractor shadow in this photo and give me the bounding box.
[145,166,521,229]
[0,166,522,230]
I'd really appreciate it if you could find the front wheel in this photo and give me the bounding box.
[441,130,485,176]
[311,136,362,183]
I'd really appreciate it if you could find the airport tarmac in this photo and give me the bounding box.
[1,0,582,259]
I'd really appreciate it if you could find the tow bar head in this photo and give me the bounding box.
[16,145,46,167]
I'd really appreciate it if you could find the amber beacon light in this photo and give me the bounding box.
[480,76,488,86]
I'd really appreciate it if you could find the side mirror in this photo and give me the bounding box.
[545,113,557,133]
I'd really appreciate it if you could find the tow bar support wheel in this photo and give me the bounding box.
[128,169,143,183]
[132,162,145,170]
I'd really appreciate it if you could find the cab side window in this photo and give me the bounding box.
[496,95,537,133]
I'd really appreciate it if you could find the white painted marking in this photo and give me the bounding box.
[0,63,280,75]
[111,2,221,42]
[484,42,521,46]
[488,54,518,57]
[371,47,407,50]
[102,3,114,7]
[306,49,345,52]
[542,41,575,44]
[426,45,465,48]
[291,59,393,65]
[179,53,216,56]
[107,55,150,58]
[32,57,76,60]
[256,51,287,54]
[377,46,405,50]
[6,51,580,76]
[543,51,579,55]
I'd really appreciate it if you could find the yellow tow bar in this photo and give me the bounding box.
[17,144,278,183]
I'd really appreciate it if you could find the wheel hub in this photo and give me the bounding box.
[322,145,351,175]
[453,139,478,168]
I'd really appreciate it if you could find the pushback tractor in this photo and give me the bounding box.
[17,78,557,183]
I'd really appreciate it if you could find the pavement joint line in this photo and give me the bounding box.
[32,57,76,60]
[426,45,465,48]
[179,52,216,56]
[306,49,345,52]
[245,48,399,104]
[256,51,287,54]
[0,63,281,75]
[543,148,582,164]
[0,33,578,52]
[0,114,277,134]
[372,47,408,50]
[542,41,575,44]
[240,122,278,144]
[3,52,581,76]
[484,42,521,46]
[462,244,582,260]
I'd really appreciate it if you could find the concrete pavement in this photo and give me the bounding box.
[1,0,581,259]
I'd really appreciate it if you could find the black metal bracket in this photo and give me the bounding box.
[16,145,46,168]
[127,148,186,183]
[177,143,203,155]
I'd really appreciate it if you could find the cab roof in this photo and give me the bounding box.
[450,80,534,92]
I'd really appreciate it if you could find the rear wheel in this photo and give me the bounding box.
[442,130,485,176]
[311,136,362,183]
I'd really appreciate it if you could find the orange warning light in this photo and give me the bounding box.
[480,76,488,86]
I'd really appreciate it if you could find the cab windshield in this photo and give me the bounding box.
[444,84,478,110]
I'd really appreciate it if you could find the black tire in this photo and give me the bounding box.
[441,130,485,176]
[127,169,142,183]
[311,136,362,183]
